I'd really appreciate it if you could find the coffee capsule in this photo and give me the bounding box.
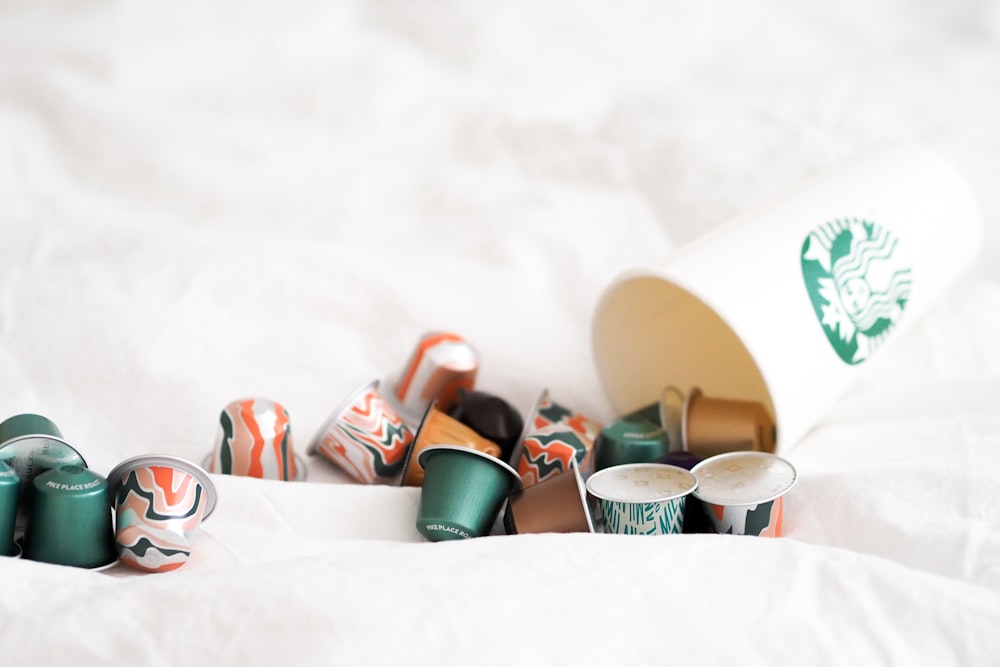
[416,445,521,541]
[23,465,116,568]
[682,388,776,458]
[513,389,602,487]
[617,386,685,451]
[399,405,501,487]
[0,414,87,533]
[517,424,593,488]
[692,451,796,537]
[447,390,524,464]
[592,418,671,472]
[504,458,594,534]
[308,380,414,484]
[108,455,217,572]
[586,463,698,536]
[206,398,305,481]
[393,332,479,421]
[0,460,19,556]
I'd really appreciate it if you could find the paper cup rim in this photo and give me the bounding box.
[586,463,698,504]
[691,451,797,505]
[417,444,523,492]
[593,267,780,442]
[307,379,381,456]
[111,455,219,519]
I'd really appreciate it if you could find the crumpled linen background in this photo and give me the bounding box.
[2,1,999,664]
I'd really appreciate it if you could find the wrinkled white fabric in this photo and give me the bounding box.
[2,1,999,664]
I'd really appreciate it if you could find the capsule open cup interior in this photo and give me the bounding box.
[415,445,521,541]
[447,389,524,465]
[691,451,797,537]
[586,463,698,535]
[504,458,594,535]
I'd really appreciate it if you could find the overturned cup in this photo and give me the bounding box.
[593,144,982,451]
[586,463,697,535]
[691,451,796,537]
[206,398,305,481]
[416,445,521,541]
[308,380,414,484]
[107,455,218,572]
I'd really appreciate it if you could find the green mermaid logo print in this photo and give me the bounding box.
[801,218,912,365]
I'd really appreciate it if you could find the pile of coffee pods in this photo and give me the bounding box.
[298,331,798,541]
[0,415,217,572]
[2,330,801,568]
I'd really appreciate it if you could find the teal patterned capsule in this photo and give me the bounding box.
[586,463,697,535]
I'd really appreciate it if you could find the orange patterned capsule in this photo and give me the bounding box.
[107,455,217,572]
[393,332,478,420]
[308,380,414,484]
[206,398,305,481]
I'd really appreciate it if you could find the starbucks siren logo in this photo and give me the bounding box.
[801,218,912,365]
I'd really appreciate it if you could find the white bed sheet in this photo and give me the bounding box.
[2,1,999,664]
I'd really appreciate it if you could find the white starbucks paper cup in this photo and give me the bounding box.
[592,143,982,449]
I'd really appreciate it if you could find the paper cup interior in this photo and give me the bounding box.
[593,274,775,431]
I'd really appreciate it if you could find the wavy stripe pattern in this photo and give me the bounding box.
[114,465,207,572]
[315,387,414,484]
[517,425,589,487]
[210,399,297,480]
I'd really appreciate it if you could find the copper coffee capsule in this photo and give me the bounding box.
[503,458,594,535]
[683,388,776,459]
[393,332,479,421]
